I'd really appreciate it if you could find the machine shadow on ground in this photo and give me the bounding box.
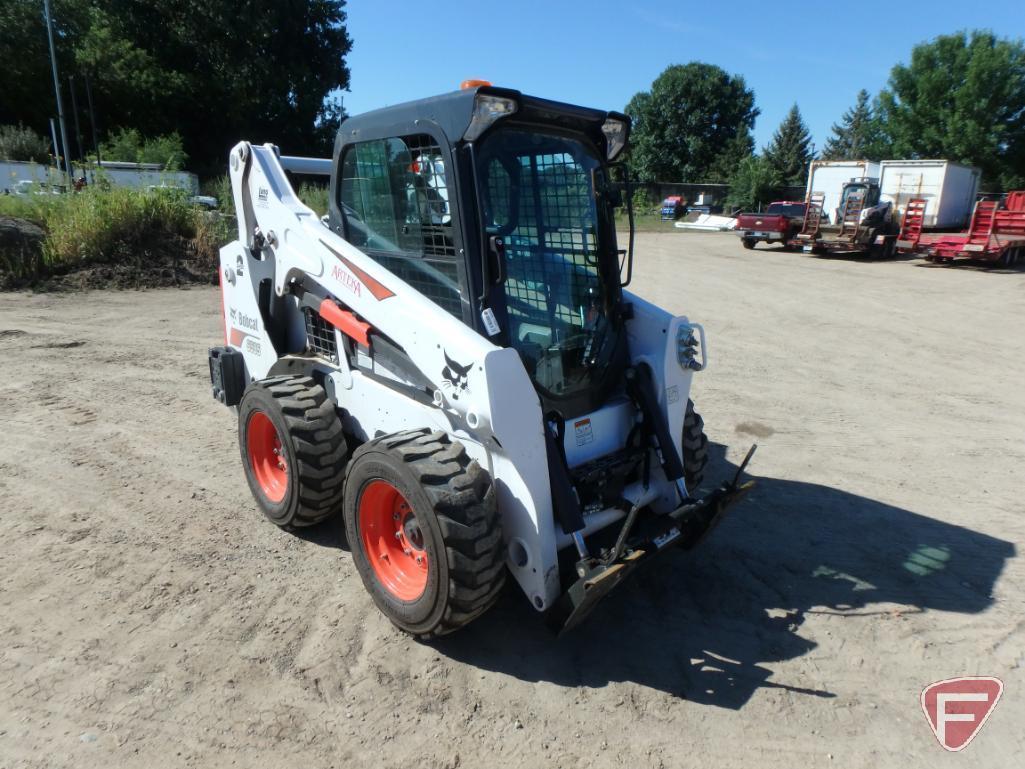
[426,442,1015,709]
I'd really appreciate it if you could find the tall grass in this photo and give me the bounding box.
[203,174,328,217]
[0,186,231,281]
[297,182,330,217]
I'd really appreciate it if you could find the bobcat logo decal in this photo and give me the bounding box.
[441,352,472,400]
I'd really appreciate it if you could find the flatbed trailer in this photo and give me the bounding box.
[789,189,898,257]
[897,193,1025,266]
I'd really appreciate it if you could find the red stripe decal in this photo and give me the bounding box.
[319,299,371,347]
[321,240,396,301]
[229,327,250,347]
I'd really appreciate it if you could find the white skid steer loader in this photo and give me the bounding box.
[210,82,755,636]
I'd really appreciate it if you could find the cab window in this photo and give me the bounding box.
[339,135,463,318]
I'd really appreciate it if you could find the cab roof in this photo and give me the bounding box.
[336,85,628,155]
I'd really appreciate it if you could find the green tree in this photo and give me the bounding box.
[725,156,782,212]
[877,30,1025,189]
[707,125,755,184]
[100,128,187,170]
[625,63,759,183]
[822,90,891,161]
[763,104,814,186]
[0,1,352,174]
[0,1,86,131]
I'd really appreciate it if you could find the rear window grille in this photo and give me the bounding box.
[304,308,338,360]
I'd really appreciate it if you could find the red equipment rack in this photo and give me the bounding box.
[896,193,1025,265]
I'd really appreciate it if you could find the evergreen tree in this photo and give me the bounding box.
[822,90,891,160]
[707,125,755,184]
[823,90,869,159]
[763,104,814,185]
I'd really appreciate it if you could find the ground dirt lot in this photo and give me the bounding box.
[1,233,1023,768]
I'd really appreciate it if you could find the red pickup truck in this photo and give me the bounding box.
[734,201,807,249]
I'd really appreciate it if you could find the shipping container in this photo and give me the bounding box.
[805,161,881,225]
[877,160,980,229]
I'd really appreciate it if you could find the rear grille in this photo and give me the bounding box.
[304,308,338,361]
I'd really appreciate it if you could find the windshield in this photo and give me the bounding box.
[767,203,806,217]
[476,127,621,403]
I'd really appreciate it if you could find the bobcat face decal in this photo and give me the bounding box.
[441,352,472,400]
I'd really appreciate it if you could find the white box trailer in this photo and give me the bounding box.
[96,161,199,194]
[2,159,199,195]
[805,160,881,224]
[877,160,979,229]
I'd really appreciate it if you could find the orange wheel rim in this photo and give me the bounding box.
[358,480,428,601]
[246,411,288,503]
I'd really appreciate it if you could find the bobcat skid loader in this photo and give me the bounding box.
[209,82,755,637]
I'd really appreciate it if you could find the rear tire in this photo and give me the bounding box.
[742,238,756,250]
[343,429,505,638]
[238,376,348,528]
[682,399,709,490]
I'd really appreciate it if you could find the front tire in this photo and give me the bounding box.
[343,430,505,638]
[238,376,348,528]
[682,399,709,490]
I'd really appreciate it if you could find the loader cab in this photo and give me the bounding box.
[839,179,881,214]
[328,85,633,418]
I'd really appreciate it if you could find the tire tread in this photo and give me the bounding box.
[350,429,505,637]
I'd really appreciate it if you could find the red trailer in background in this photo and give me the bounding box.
[898,193,1025,266]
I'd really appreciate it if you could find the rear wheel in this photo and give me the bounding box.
[742,238,756,250]
[238,376,348,528]
[682,399,709,490]
[343,429,505,638]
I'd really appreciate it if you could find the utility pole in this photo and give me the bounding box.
[85,73,102,168]
[43,0,72,187]
[69,76,85,163]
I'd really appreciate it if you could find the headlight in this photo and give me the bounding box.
[602,118,628,161]
[464,94,518,142]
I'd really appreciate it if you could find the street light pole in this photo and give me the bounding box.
[43,0,72,187]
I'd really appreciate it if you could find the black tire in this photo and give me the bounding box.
[869,235,897,259]
[682,399,709,490]
[238,375,347,528]
[742,237,756,250]
[343,429,505,638]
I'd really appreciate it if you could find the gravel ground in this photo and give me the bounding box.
[1,232,1022,768]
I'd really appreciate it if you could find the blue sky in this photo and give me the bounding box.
[341,0,1025,153]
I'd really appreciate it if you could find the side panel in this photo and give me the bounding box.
[624,291,700,508]
[879,161,942,228]
[218,241,279,378]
